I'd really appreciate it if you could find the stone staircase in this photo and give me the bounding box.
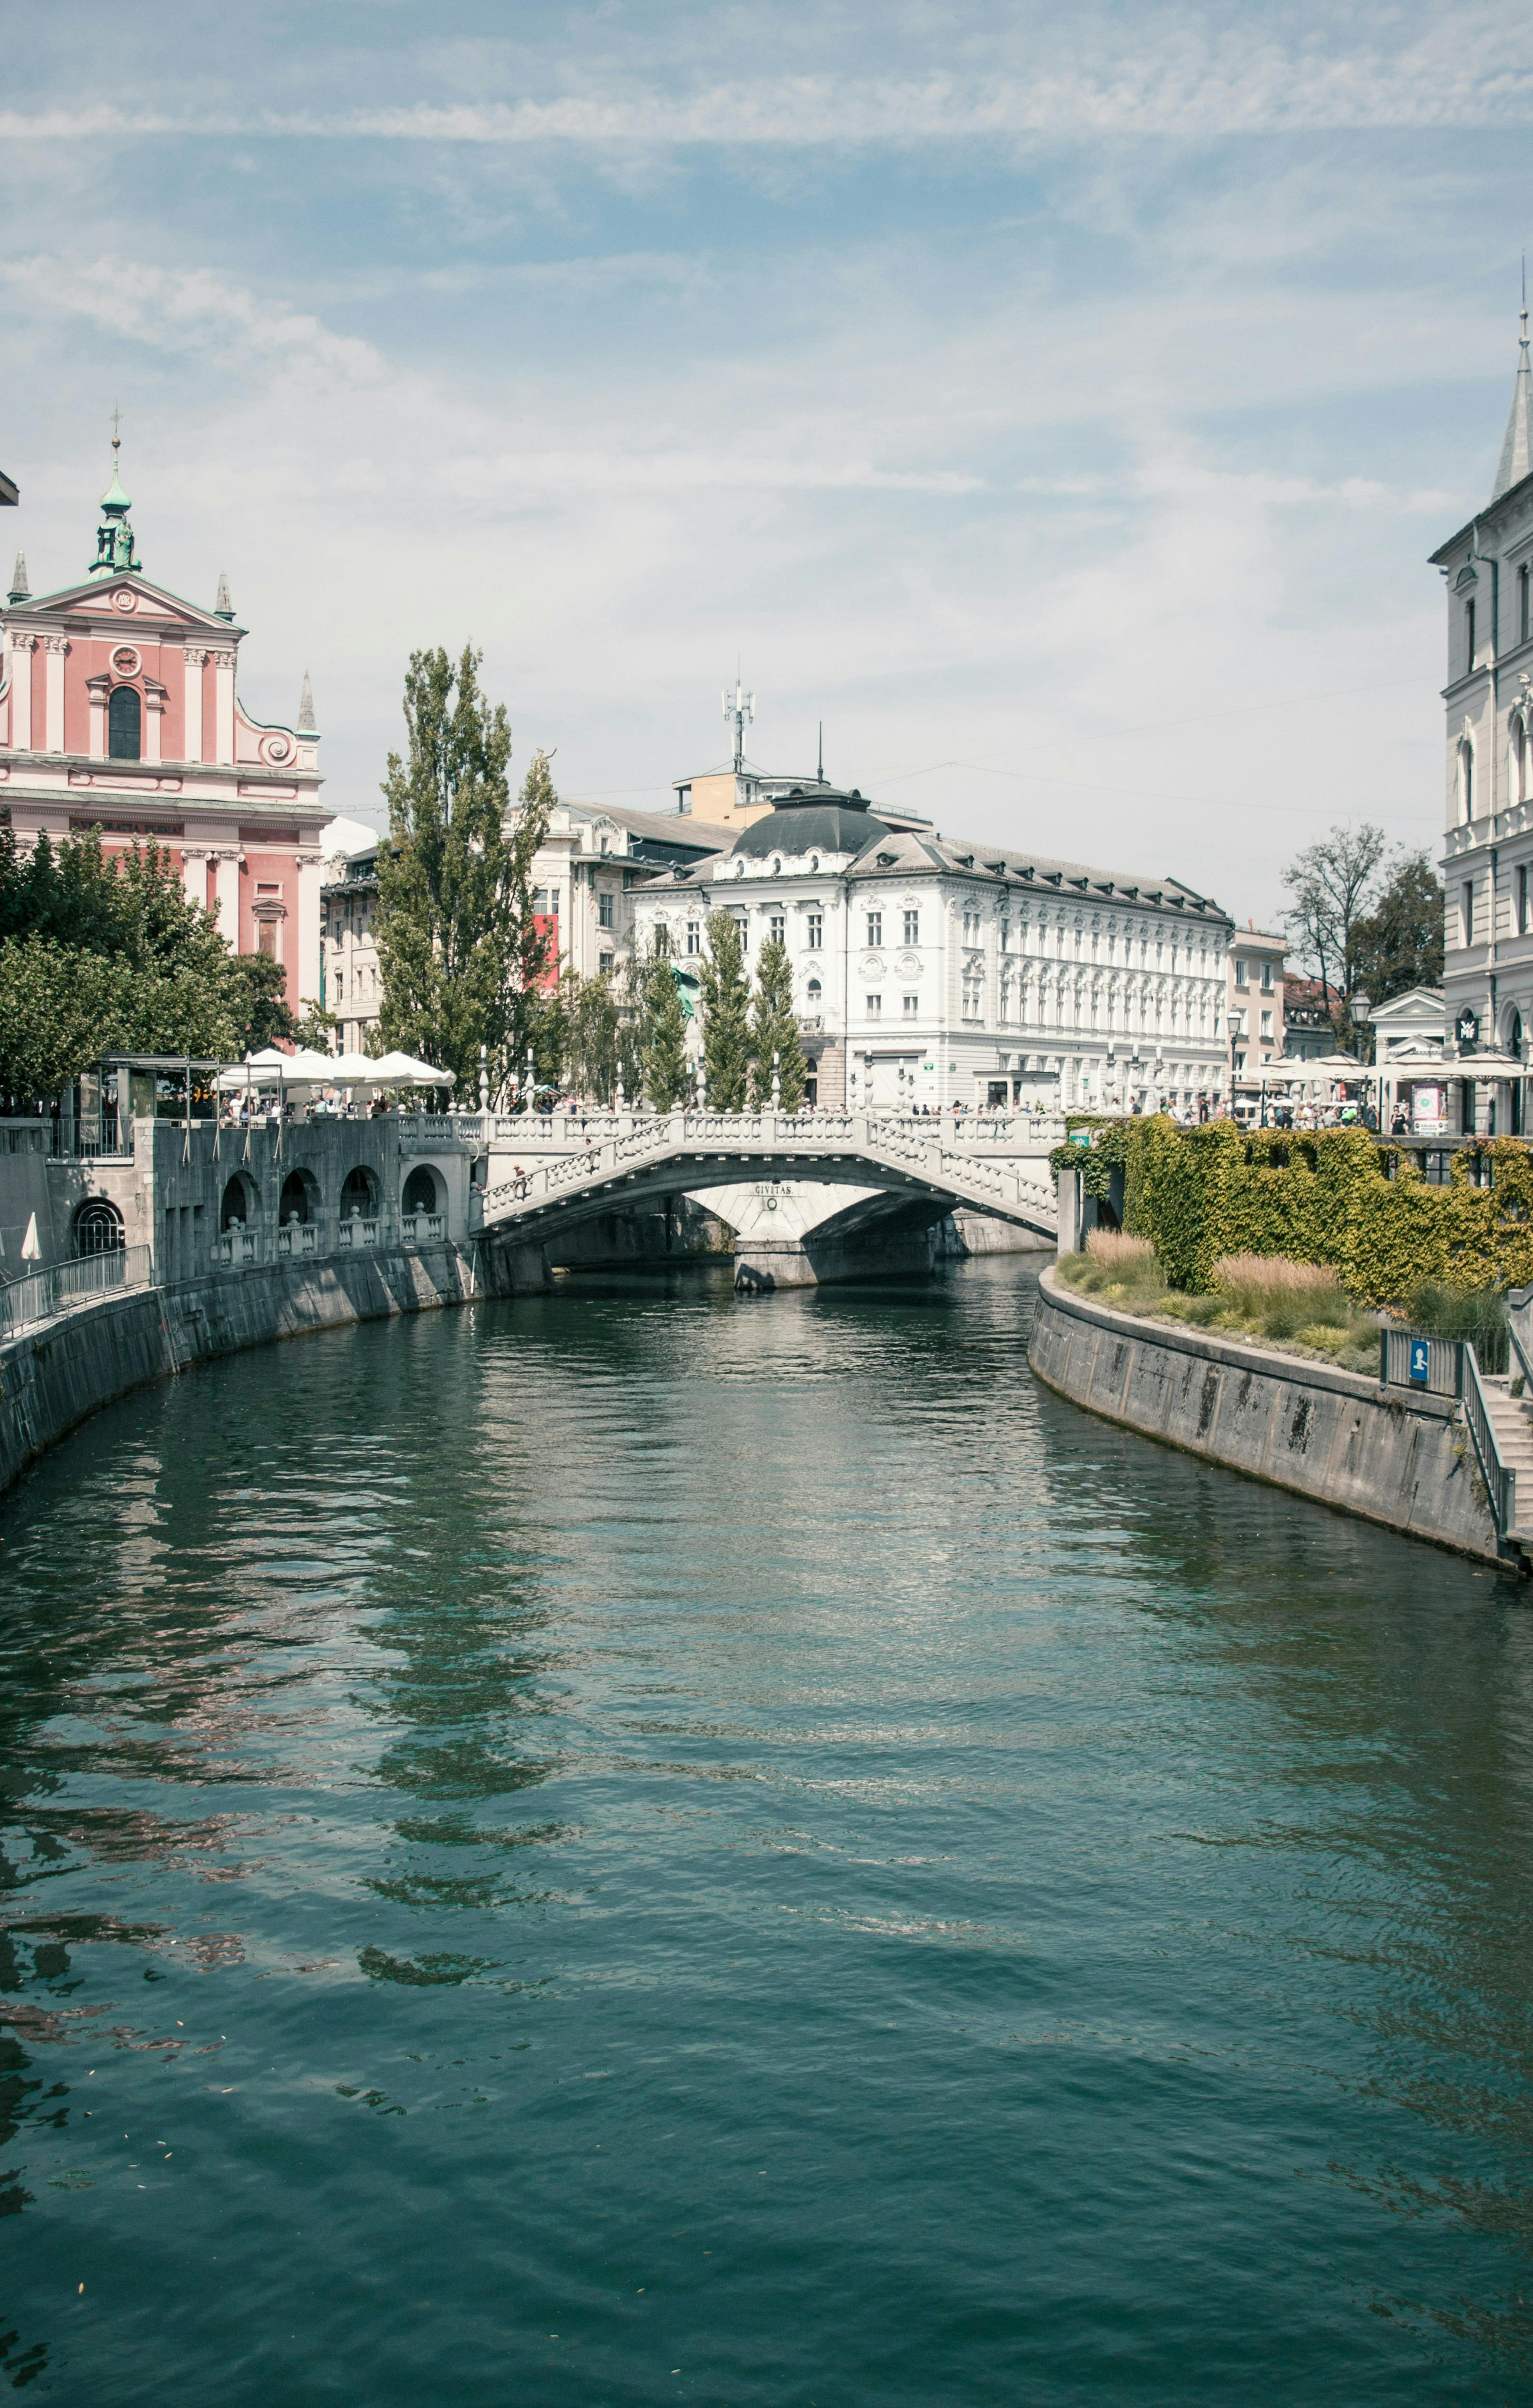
[1478,1374,1533,1545]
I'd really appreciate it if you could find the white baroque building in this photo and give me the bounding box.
[1432,298,1533,1133]
[631,787,1234,1112]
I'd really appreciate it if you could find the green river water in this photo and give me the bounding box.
[1,1258,1532,2403]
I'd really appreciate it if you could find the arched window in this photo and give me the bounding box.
[108,685,141,760]
[1511,1008,1524,1058]
[71,1198,124,1257]
[806,977,822,1002]
[220,1176,252,1232]
[341,1166,379,1219]
[279,1170,315,1226]
[402,1164,440,1216]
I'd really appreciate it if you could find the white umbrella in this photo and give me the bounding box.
[368,1049,455,1085]
[327,1050,382,1081]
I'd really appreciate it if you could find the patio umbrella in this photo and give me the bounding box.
[368,1050,456,1085]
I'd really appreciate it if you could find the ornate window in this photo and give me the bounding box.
[903,909,919,945]
[866,911,882,947]
[108,685,141,759]
[806,913,822,949]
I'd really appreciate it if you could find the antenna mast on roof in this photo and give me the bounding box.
[818,721,823,783]
[723,676,754,774]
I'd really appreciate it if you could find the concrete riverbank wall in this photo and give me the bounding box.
[0,1241,506,1499]
[1029,1265,1505,1566]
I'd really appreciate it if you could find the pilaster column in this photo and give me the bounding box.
[85,673,111,758]
[6,634,34,751]
[179,846,208,909]
[44,636,67,753]
[213,848,241,942]
[211,648,236,764]
[143,682,165,764]
[295,852,324,1013]
[183,647,205,762]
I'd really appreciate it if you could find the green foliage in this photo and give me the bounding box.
[553,967,620,1102]
[1056,1230,1378,1373]
[698,911,751,1109]
[1351,848,1444,1007]
[0,819,291,1100]
[747,935,807,1111]
[1406,1281,1510,1373]
[639,936,691,1108]
[375,647,551,1091]
[1055,1117,1533,1307]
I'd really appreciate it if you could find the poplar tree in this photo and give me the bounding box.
[376,647,550,1091]
[640,934,691,1108]
[698,909,751,1108]
[748,935,807,1111]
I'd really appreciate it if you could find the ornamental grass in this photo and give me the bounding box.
[1057,1234,1379,1372]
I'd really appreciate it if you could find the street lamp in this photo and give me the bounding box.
[1351,991,1373,1129]
[1229,1007,1247,1121]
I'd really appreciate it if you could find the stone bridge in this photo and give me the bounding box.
[479,1109,1061,1287]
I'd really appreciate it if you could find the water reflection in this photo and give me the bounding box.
[0,1260,1530,2400]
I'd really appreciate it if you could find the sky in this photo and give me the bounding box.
[2,1,1530,929]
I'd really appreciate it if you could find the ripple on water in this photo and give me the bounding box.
[0,1260,1530,2402]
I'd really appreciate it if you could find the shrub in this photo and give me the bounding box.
[1213,1253,1351,1336]
[1406,1281,1509,1374]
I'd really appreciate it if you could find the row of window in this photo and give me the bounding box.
[1462,568,1533,678]
[1232,957,1276,990]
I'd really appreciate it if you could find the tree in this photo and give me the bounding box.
[224,953,297,1054]
[747,935,807,1111]
[1351,849,1444,1005]
[555,966,620,1102]
[639,934,691,1108]
[375,647,551,1091]
[616,947,646,1101]
[1281,822,1387,1010]
[698,910,751,1107]
[0,819,288,1101]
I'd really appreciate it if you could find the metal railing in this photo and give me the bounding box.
[1463,1345,1517,1534]
[1379,1330,1464,1397]
[0,1244,153,1340]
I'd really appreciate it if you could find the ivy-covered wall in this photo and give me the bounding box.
[1052,1118,1533,1303]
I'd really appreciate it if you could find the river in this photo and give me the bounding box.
[1,1258,1531,2403]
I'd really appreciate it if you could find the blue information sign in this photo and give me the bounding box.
[1408,1337,1430,1386]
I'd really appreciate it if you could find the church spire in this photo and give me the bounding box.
[8,552,28,605]
[1492,265,1533,501]
[297,669,317,733]
[87,410,142,580]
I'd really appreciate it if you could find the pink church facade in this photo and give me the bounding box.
[0,447,328,1016]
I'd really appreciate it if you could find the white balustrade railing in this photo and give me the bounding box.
[481,1107,1059,1230]
[337,1216,381,1251]
[276,1221,319,1259]
[213,1227,260,1268]
[400,1211,446,1244]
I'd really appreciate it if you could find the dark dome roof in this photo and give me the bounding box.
[731,800,888,859]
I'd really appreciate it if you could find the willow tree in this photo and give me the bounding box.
[748,935,807,1111]
[698,910,750,1108]
[376,648,550,1090]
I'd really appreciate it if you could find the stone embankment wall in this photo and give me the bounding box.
[1029,1265,1503,1566]
[0,1242,503,1500]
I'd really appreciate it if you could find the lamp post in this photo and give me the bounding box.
[1229,1007,1246,1121]
[1351,991,1374,1129]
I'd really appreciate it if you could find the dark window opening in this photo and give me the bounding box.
[108,685,142,760]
